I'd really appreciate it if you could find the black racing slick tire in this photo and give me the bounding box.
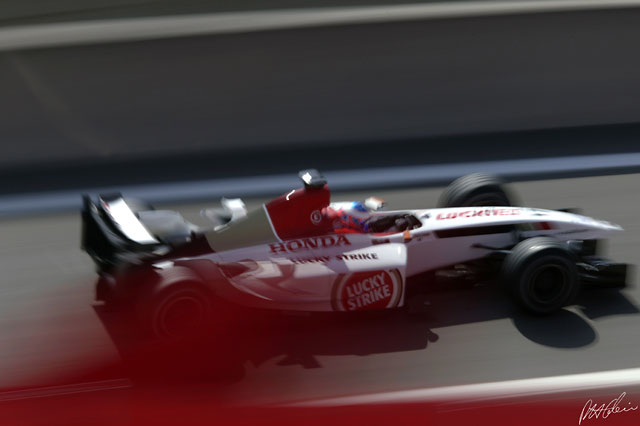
[437,173,512,208]
[140,282,214,341]
[502,237,580,315]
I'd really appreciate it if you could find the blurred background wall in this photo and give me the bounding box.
[1,2,640,178]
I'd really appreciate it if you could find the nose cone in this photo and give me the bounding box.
[574,213,623,237]
[601,221,623,232]
[599,220,624,234]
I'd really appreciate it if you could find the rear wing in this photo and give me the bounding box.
[81,194,165,272]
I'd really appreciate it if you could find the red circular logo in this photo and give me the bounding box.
[310,210,322,225]
[332,269,402,311]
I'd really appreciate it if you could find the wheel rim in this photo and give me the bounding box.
[155,292,207,339]
[528,264,568,305]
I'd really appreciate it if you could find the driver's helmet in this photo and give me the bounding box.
[324,201,371,232]
[349,201,369,214]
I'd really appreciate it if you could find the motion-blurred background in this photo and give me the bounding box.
[3,0,640,197]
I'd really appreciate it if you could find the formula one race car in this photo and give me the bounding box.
[82,171,628,339]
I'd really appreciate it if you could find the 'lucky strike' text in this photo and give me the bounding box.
[341,271,393,311]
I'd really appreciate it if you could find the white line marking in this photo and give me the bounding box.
[2,1,640,51]
[288,367,640,406]
[263,203,283,242]
[2,151,640,216]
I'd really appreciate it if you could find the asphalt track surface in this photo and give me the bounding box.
[1,174,639,406]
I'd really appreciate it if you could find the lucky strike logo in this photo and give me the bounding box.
[436,208,521,220]
[332,269,403,312]
[269,235,351,254]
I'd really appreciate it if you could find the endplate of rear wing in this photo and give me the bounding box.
[81,194,165,271]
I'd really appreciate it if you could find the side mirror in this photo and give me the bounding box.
[298,169,327,189]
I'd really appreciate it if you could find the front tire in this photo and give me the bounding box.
[502,237,580,315]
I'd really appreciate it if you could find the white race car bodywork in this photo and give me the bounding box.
[174,205,621,313]
[82,171,628,339]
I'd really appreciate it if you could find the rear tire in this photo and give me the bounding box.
[438,173,512,207]
[139,282,214,341]
[502,237,580,315]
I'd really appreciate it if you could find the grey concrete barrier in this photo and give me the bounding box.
[2,4,640,169]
